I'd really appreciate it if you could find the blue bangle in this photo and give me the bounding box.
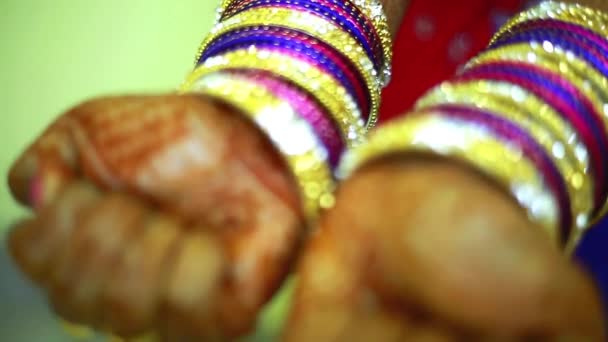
[221,0,382,72]
[198,26,370,116]
[428,104,572,244]
[489,30,608,80]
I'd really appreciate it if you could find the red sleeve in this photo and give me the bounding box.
[379,0,525,124]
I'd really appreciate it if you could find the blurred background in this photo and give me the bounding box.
[0,1,221,340]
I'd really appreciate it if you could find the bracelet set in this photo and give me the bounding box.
[340,1,608,251]
[180,0,392,220]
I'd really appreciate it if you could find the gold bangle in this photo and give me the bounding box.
[215,0,393,87]
[338,112,562,246]
[416,81,593,231]
[350,0,393,86]
[492,1,608,45]
[182,47,366,146]
[184,71,335,220]
[466,42,608,221]
[468,42,608,114]
[193,6,381,129]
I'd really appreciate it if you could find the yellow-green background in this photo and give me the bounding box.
[1,1,287,340]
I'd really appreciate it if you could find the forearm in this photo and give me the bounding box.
[379,0,409,38]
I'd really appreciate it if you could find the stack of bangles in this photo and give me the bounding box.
[180,0,392,221]
[340,1,608,252]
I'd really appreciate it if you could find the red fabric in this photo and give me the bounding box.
[379,0,526,123]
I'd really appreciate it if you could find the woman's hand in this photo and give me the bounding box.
[285,156,605,341]
[7,95,304,340]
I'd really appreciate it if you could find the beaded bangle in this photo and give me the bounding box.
[495,19,608,54]
[236,69,345,168]
[416,82,593,231]
[183,47,366,145]
[193,7,380,128]
[197,25,371,116]
[219,0,382,71]
[468,43,608,123]
[457,62,608,215]
[416,80,589,175]
[490,27,608,79]
[217,0,393,86]
[338,112,562,245]
[185,71,336,219]
[491,1,608,45]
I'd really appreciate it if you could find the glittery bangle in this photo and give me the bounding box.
[427,104,573,244]
[423,79,588,169]
[234,70,345,168]
[492,1,608,45]
[469,43,608,124]
[338,112,562,246]
[349,0,393,86]
[416,82,593,231]
[220,0,382,70]
[467,42,608,220]
[198,25,370,117]
[495,19,608,55]
[217,0,393,86]
[490,29,608,79]
[184,47,366,146]
[186,71,336,219]
[194,7,380,128]
[458,62,608,204]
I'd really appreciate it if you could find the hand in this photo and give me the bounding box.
[7,95,304,340]
[285,156,605,341]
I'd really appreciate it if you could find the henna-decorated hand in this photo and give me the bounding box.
[7,95,304,340]
[285,156,606,341]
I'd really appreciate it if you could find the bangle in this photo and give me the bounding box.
[182,47,366,146]
[194,7,380,128]
[492,1,608,45]
[469,42,608,220]
[186,71,336,219]
[197,8,380,127]
[197,25,371,117]
[217,0,393,87]
[416,81,593,231]
[338,112,563,246]
[420,79,588,171]
[490,25,608,79]
[236,69,345,168]
[219,0,382,73]
[457,61,608,216]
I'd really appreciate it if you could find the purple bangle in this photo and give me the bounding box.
[199,26,371,118]
[496,19,608,57]
[234,70,346,167]
[457,63,608,213]
[221,0,382,72]
[489,29,608,80]
[424,104,573,244]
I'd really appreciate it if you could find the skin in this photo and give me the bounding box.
[8,95,304,340]
[6,0,607,340]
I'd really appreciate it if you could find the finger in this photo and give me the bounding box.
[8,218,43,281]
[8,181,100,283]
[101,214,182,337]
[47,192,146,325]
[9,118,78,209]
[284,227,409,342]
[161,230,225,341]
